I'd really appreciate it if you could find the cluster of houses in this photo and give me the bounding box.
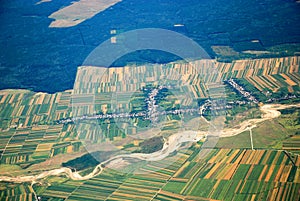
[266,94,298,103]
[146,87,160,124]
[226,79,259,104]
[59,86,202,124]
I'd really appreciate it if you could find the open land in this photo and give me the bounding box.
[0,56,300,200]
[1,0,300,93]
[48,0,122,27]
[1,0,300,199]
[1,102,299,183]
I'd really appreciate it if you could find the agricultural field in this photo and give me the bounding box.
[1,146,299,201]
[0,89,72,130]
[217,107,300,154]
[214,56,300,99]
[1,0,300,199]
[74,56,300,106]
[0,56,300,200]
[1,56,299,144]
[0,124,82,169]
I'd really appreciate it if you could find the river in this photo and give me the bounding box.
[0,103,299,184]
